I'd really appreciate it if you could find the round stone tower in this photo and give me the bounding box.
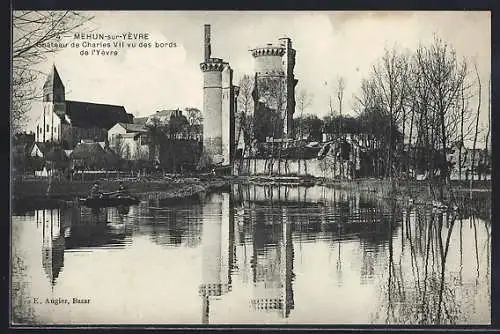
[199,24,236,167]
[200,58,225,164]
[251,43,286,77]
[251,39,297,139]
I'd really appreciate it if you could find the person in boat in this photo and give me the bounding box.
[89,181,102,198]
[118,182,129,196]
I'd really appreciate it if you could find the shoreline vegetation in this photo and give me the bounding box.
[12,174,490,214]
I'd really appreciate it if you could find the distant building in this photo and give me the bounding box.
[108,122,150,161]
[34,65,133,149]
[143,109,183,126]
[70,140,121,170]
[447,142,491,180]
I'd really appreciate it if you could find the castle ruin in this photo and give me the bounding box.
[250,38,298,141]
[200,25,239,167]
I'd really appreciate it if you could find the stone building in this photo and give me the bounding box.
[108,122,149,160]
[251,38,298,140]
[34,65,133,149]
[199,25,239,166]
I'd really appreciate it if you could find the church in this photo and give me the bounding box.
[34,65,134,149]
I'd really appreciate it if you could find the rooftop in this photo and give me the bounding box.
[65,100,132,129]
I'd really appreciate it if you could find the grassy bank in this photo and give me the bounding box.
[12,175,490,216]
[12,175,229,212]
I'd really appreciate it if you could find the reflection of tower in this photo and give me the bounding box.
[198,192,235,324]
[41,209,65,287]
[250,208,294,318]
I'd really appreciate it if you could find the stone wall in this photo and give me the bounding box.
[233,157,353,179]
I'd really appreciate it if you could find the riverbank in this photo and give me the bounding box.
[235,175,491,214]
[12,175,229,212]
[12,174,490,213]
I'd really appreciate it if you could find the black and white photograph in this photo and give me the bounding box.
[11,10,491,326]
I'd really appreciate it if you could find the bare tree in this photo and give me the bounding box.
[255,76,288,174]
[455,78,476,181]
[336,76,346,120]
[237,75,254,151]
[484,75,491,162]
[12,11,94,132]
[414,37,468,196]
[296,88,313,140]
[184,107,202,140]
[470,62,482,197]
[235,74,255,173]
[370,46,411,179]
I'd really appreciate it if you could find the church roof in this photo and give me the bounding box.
[43,65,65,90]
[65,100,133,130]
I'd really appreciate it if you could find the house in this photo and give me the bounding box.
[70,140,121,171]
[28,142,70,176]
[447,142,491,180]
[108,122,150,160]
[34,65,133,149]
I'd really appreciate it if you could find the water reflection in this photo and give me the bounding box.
[35,207,134,288]
[12,184,490,325]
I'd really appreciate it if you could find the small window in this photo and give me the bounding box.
[46,125,50,132]
[45,94,50,101]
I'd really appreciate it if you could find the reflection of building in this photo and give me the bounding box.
[39,209,66,287]
[198,192,235,324]
[37,207,133,264]
[250,208,294,318]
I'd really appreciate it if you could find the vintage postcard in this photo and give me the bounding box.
[11,10,491,326]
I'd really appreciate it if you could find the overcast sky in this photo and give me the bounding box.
[24,11,491,143]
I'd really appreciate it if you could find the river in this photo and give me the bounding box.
[11,184,491,325]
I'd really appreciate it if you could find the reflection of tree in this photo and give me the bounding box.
[372,205,490,325]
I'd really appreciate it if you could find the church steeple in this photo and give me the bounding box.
[43,64,65,103]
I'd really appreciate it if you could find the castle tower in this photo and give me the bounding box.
[200,25,236,167]
[38,65,66,143]
[250,38,298,140]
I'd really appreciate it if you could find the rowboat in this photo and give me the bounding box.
[78,191,140,208]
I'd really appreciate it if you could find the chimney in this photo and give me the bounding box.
[204,24,211,61]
